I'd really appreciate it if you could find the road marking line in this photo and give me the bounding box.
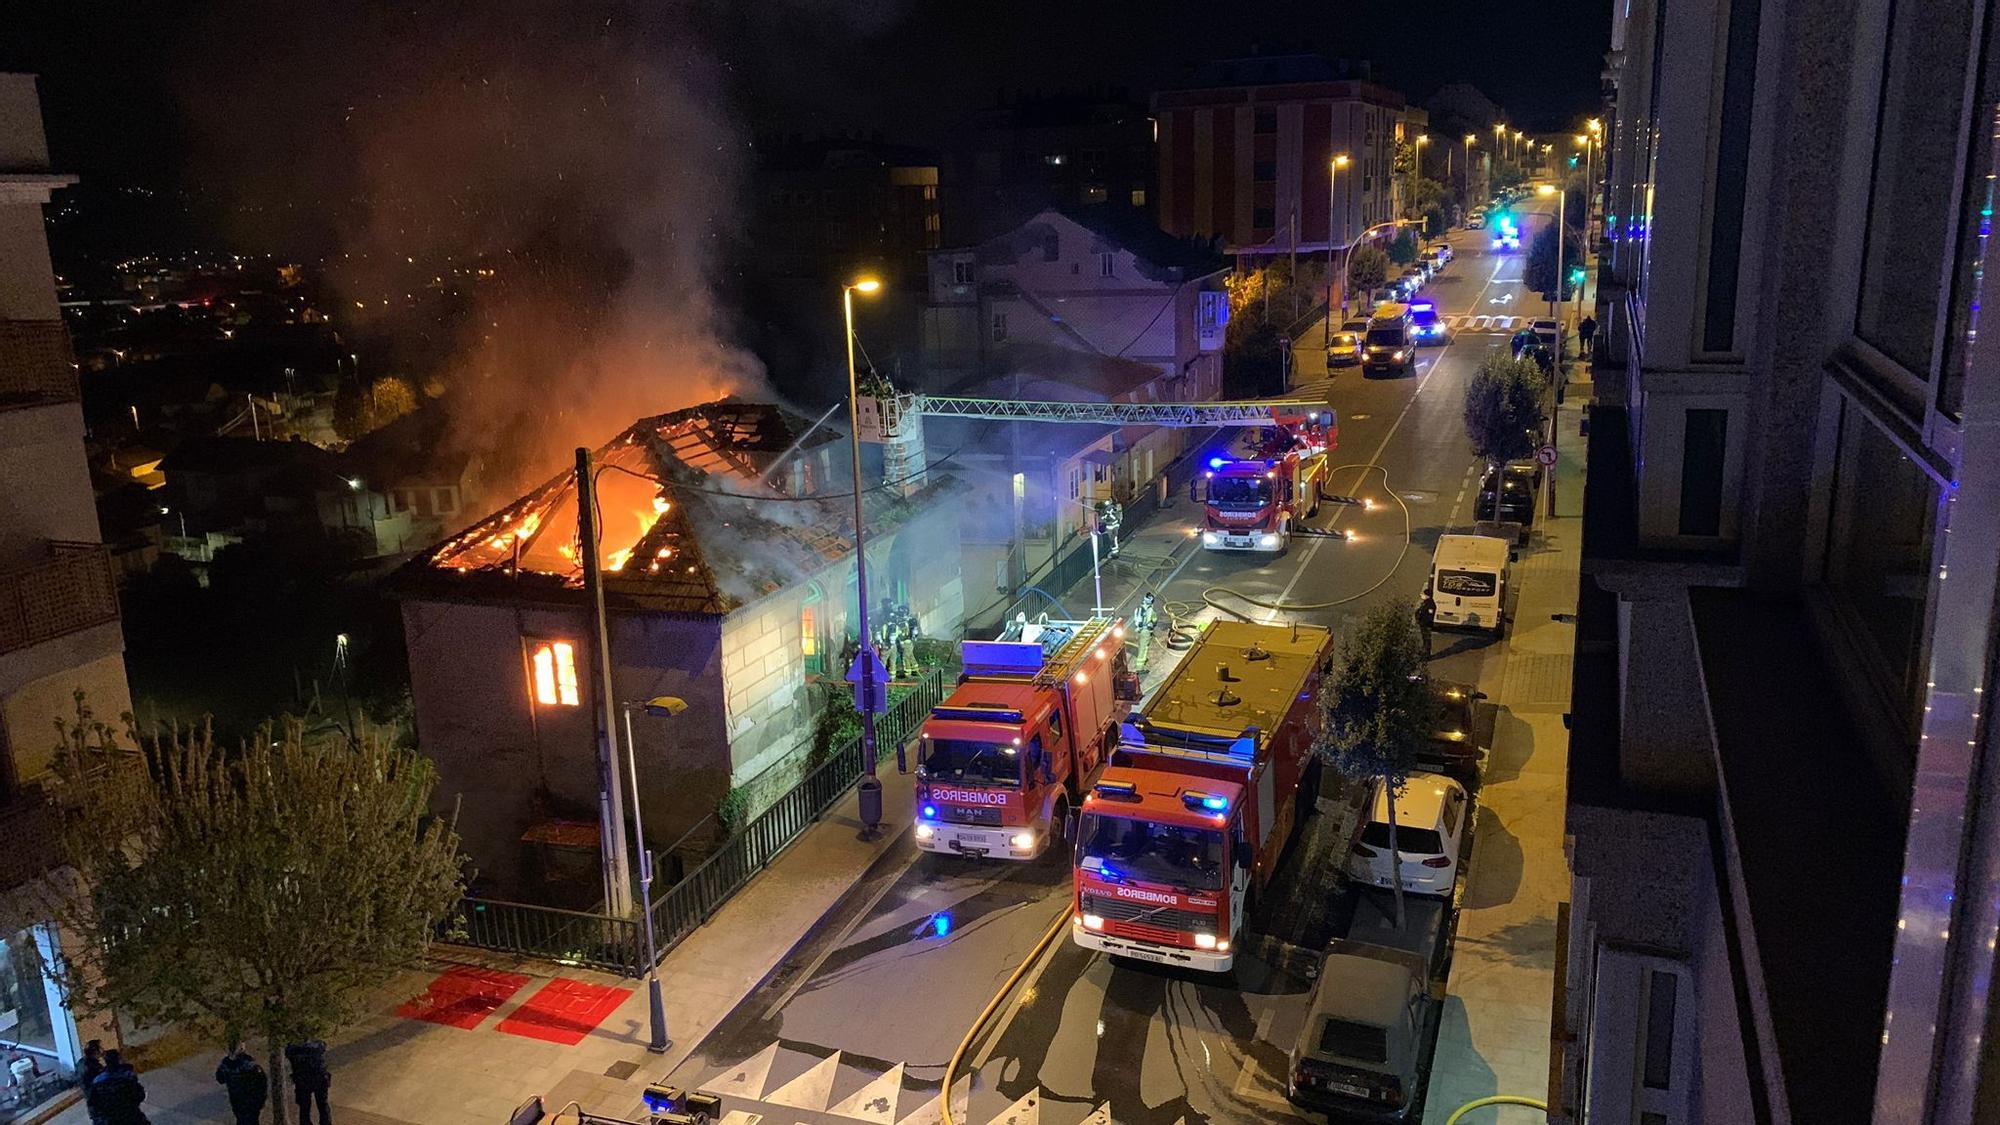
[1260,251,1515,622]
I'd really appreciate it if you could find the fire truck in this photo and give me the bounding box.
[1198,407,1334,553]
[1071,618,1334,972]
[913,615,1133,860]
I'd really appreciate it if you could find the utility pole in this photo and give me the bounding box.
[576,447,634,919]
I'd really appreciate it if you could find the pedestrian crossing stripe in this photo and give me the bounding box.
[1434,314,1532,332]
[680,1049,1189,1125]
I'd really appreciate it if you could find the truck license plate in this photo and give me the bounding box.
[1329,1081,1371,1099]
[1228,536,1251,547]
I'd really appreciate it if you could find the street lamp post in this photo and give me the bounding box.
[1411,134,1429,230]
[1325,154,1350,349]
[620,695,687,1054]
[842,277,885,834]
[1463,134,1475,206]
[1537,182,1566,517]
[1575,133,1594,326]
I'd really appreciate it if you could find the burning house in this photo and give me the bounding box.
[398,400,964,901]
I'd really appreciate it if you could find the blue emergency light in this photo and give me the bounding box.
[931,912,954,937]
[922,804,938,819]
[1411,301,1434,312]
[1183,791,1229,812]
[1209,456,1227,470]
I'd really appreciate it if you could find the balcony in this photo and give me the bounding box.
[0,541,120,656]
[0,319,80,410]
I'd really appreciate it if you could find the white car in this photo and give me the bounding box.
[1345,772,1470,897]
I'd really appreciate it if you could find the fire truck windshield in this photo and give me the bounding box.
[1207,476,1272,509]
[920,739,1022,786]
[1077,813,1224,891]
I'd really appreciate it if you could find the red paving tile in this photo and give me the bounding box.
[395,966,533,1030]
[495,978,632,1046]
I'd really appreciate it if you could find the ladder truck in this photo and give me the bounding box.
[863,391,1336,554]
[914,614,1133,860]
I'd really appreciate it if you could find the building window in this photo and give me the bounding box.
[1253,160,1277,184]
[433,487,457,514]
[529,640,581,707]
[1942,15,2000,418]
[1083,184,1109,204]
[1677,409,1728,536]
[1823,402,1940,730]
[952,259,975,285]
[1130,188,1147,207]
[1701,0,1762,354]
[1043,152,1067,166]
[991,312,1009,342]
[1099,253,1115,277]
[1254,107,1277,135]
[1043,230,1060,261]
[1253,206,1276,230]
[1854,0,1980,381]
[1641,970,1679,1089]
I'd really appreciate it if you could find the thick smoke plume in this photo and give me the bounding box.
[179,3,770,491]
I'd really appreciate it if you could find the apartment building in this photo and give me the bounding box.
[1562,0,2000,1120]
[0,73,131,1116]
[1151,55,1423,253]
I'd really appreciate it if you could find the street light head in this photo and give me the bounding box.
[1589,118,1603,132]
[851,278,882,295]
[1576,134,1590,144]
[1465,133,1476,144]
[641,696,689,719]
[1334,153,1350,167]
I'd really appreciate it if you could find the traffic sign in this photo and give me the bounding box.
[846,648,891,713]
[1536,444,1558,466]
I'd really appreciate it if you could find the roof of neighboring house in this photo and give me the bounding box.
[1056,204,1229,276]
[340,405,471,488]
[1155,55,1407,109]
[404,399,947,615]
[159,435,335,475]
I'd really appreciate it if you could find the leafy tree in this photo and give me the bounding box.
[1348,246,1390,295]
[1424,207,1447,240]
[1527,222,1588,301]
[1407,177,1447,221]
[1224,320,1287,397]
[1388,228,1420,266]
[1463,352,1548,523]
[332,376,420,442]
[1315,600,1438,928]
[41,701,466,1125]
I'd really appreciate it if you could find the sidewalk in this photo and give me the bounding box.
[1424,382,1589,1123]
[44,767,924,1125]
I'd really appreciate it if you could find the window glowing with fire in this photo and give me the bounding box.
[530,641,581,707]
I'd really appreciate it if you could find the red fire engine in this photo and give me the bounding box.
[1070,618,1334,972]
[914,615,1133,860]
[1198,408,1335,553]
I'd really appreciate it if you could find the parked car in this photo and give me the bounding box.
[1477,462,1540,526]
[1342,317,1370,335]
[1531,318,1563,354]
[1433,243,1454,264]
[1346,772,1471,897]
[1327,330,1363,368]
[1467,209,1487,229]
[1416,680,1487,780]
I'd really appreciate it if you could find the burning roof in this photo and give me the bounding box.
[410,400,938,614]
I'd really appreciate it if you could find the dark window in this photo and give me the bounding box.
[1642,970,1679,1089]
[1360,822,1445,854]
[1677,408,1728,536]
[1942,9,2000,417]
[1702,0,1762,353]
[1824,402,1940,730]
[1253,206,1276,230]
[1254,107,1277,135]
[1253,160,1278,183]
[1318,1018,1388,1063]
[991,313,1009,342]
[952,260,974,285]
[1855,0,1980,378]
[1042,230,1060,261]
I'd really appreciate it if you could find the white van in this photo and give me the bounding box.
[1426,534,1509,635]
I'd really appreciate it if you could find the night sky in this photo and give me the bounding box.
[5,1,1609,189]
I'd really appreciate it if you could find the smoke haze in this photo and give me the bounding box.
[176,2,780,490]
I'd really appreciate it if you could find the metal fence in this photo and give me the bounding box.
[445,667,948,976]
[644,667,946,964]
[443,896,641,975]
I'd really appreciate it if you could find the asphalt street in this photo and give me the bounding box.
[663,212,1555,1125]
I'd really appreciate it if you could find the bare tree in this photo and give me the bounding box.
[40,696,465,1124]
[1315,601,1439,928]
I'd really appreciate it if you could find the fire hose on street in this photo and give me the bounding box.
[939,905,1074,1125]
[1444,1095,1550,1123]
[1198,463,1416,620]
